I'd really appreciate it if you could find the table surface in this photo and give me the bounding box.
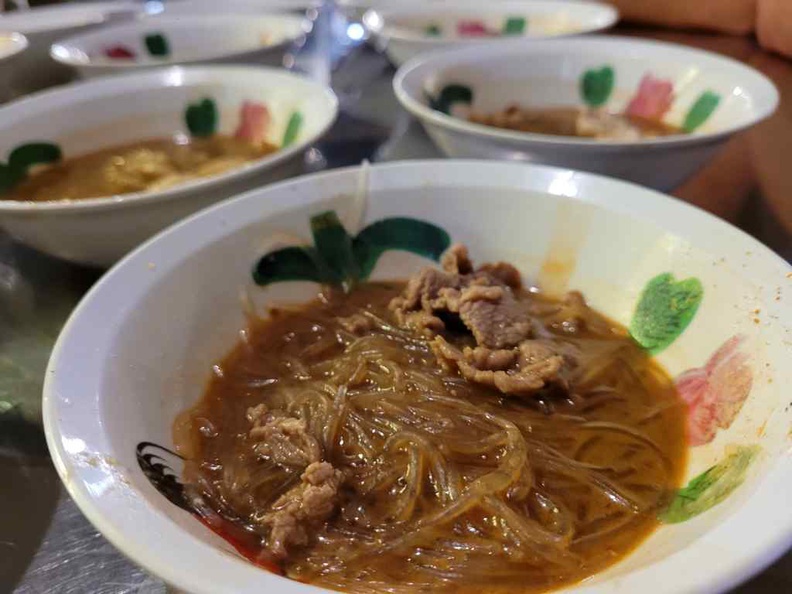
[1,4,791,594]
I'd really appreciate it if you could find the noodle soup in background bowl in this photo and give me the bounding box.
[44,160,791,593]
[394,36,779,191]
[0,65,337,267]
[50,13,310,80]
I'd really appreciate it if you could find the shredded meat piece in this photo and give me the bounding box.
[247,405,321,468]
[392,244,576,398]
[339,313,376,335]
[261,461,343,559]
[432,337,567,397]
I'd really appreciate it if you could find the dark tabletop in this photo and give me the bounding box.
[1,4,790,593]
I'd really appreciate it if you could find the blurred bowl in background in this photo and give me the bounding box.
[0,2,139,93]
[0,32,28,102]
[0,65,338,267]
[394,36,778,190]
[364,0,618,66]
[51,13,310,79]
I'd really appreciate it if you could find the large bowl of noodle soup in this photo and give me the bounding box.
[44,161,792,594]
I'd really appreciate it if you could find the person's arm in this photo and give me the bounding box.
[607,0,757,35]
[757,0,792,58]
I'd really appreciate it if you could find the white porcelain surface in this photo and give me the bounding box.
[0,2,139,93]
[364,0,618,66]
[394,36,779,191]
[0,32,28,101]
[44,160,791,594]
[51,13,309,79]
[150,0,322,15]
[0,65,337,267]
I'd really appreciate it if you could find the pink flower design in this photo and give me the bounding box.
[676,335,753,446]
[625,74,675,121]
[234,101,271,145]
[104,45,136,60]
[457,20,491,37]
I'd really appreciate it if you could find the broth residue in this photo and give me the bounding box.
[4,135,276,202]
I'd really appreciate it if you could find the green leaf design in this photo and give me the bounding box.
[0,142,62,194]
[144,32,170,57]
[425,24,441,36]
[282,111,303,147]
[310,211,358,288]
[581,66,615,107]
[629,273,703,354]
[252,246,323,286]
[353,217,451,279]
[8,143,62,173]
[0,163,22,194]
[661,445,760,523]
[252,211,452,290]
[430,84,474,115]
[683,90,721,133]
[503,16,526,35]
[185,98,218,138]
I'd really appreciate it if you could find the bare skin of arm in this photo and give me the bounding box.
[607,0,757,34]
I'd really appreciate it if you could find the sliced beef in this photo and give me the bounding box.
[247,405,344,560]
[260,461,343,559]
[248,404,321,469]
[391,244,576,398]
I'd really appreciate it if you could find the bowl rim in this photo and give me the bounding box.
[363,0,619,44]
[0,1,140,35]
[393,35,780,149]
[43,159,792,594]
[49,12,310,70]
[0,31,28,60]
[0,64,338,214]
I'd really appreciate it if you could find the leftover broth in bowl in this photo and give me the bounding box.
[176,241,688,592]
[468,105,680,141]
[5,134,277,202]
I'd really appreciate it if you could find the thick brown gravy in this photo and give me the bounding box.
[176,281,687,593]
[4,135,276,202]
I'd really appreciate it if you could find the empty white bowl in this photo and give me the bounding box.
[364,0,619,66]
[44,160,791,594]
[394,36,779,191]
[0,65,337,267]
[0,2,138,92]
[51,13,310,79]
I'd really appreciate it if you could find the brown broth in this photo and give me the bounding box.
[4,135,277,202]
[468,106,680,139]
[176,282,688,593]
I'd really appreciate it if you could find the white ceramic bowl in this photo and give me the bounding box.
[364,0,619,66]
[394,36,779,191]
[51,13,310,79]
[0,65,337,267]
[44,160,791,594]
[149,0,323,15]
[0,32,28,102]
[0,2,139,92]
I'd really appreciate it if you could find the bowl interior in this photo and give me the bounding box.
[398,37,778,140]
[0,66,336,205]
[51,14,305,67]
[369,1,617,40]
[45,161,792,594]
